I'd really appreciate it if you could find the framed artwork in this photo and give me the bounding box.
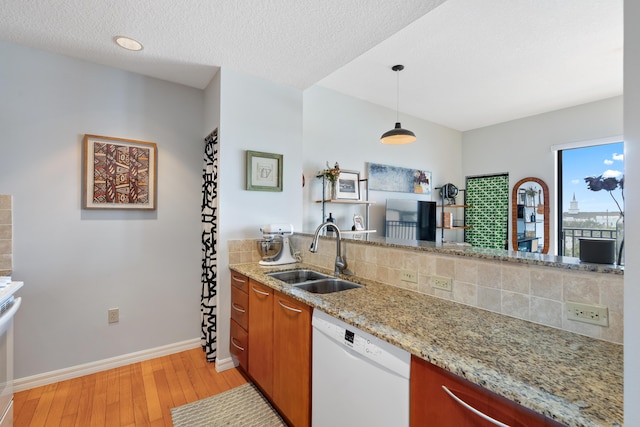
[336,170,360,200]
[246,151,283,191]
[353,214,365,231]
[368,163,432,195]
[83,134,157,210]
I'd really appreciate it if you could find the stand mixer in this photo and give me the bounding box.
[258,223,298,266]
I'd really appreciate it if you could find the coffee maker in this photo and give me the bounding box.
[257,223,297,266]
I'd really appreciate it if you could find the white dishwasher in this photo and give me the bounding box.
[312,309,411,427]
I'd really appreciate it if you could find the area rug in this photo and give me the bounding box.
[170,383,286,427]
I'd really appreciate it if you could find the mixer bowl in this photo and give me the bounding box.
[257,238,283,261]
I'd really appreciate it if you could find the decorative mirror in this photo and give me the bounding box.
[511,177,549,254]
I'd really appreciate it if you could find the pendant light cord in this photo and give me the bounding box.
[396,69,400,122]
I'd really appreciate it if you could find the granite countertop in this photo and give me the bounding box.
[230,262,623,427]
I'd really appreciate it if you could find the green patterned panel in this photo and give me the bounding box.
[465,175,509,249]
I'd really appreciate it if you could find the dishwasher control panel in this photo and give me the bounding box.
[312,309,410,377]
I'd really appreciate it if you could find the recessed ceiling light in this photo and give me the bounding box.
[114,36,143,52]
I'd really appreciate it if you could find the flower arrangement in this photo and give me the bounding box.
[413,170,429,184]
[584,175,624,215]
[320,162,341,184]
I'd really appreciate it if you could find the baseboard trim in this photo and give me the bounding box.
[14,338,201,392]
[215,356,237,372]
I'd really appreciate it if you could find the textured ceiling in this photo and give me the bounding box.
[0,0,623,131]
[0,0,445,89]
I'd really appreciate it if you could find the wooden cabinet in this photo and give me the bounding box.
[248,279,274,397]
[410,356,563,427]
[233,273,312,427]
[229,272,249,370]
[273,292,312,427]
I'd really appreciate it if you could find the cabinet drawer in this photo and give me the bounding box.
[231,286,249,330]
[410,356,561,427]
[230,319,248,370]
[231,272,249,293]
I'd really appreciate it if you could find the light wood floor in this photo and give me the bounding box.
[14,347,249,427]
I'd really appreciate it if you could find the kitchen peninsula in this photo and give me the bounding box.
[228,234,623,426]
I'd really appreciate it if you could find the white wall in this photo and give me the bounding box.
[624,0,640,422]
[302,86,463,236]
[462,96,623,252]
[0,41,205,379]
[209,68,303,365]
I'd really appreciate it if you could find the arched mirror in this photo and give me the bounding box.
[511,177,549,254]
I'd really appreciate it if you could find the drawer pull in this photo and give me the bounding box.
[278,300,302,313]
[231,338,245,352]
[252,286,270,296]
[441,385,511,427]
[231,275,247,283]
[232,303,246,313]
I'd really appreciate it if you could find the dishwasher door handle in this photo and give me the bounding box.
[441,385,511,427]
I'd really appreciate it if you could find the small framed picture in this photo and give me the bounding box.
[335,170,360,200]
[246,150,283,192]
[353,214,365,231]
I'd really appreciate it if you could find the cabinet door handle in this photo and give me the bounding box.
[231,338,245,352]
[251,286,270,296]
[232,303,246,313]
[278,300,302,313]
[441,385,511,427]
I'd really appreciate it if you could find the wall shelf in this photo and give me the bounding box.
[435,187,471,242]
[316,176,374,233]
[316,200,375,205]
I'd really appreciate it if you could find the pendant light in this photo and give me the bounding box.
[380,64,416,144]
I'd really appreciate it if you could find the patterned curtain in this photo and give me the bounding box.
[465,174,510,249]
[201,129,219,362]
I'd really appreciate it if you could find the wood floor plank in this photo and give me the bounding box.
[14,348,249,427]
[104,368,120,426]
[161,352,187,408]
[74,374,97,427]
[118,364,135,426]
[41,379,70,426]
[89,370,108,427]
[28,383,58,427]
[170,352,199,403]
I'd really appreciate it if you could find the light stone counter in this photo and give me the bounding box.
[230,262,623,427]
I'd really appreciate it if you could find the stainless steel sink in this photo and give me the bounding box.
[266,269,331,284]
[294,278,363,294]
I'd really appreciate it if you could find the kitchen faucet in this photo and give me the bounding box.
[309,221,347,276]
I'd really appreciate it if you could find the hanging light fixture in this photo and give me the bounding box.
[380,64,416,144]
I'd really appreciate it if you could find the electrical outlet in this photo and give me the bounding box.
[432,275,452,291]
[108,308,119,324]
[566,301,608,326]
[400,270,418,283]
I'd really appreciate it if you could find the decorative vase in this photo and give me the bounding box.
[327,181,337,200]
[616,213,624,266]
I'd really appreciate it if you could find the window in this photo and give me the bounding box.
[558,142,624,257]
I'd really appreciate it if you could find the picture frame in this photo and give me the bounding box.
[353,214,365,231]
[335,170,360,200]
[83,134,157,210]
[246,150,283,192]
